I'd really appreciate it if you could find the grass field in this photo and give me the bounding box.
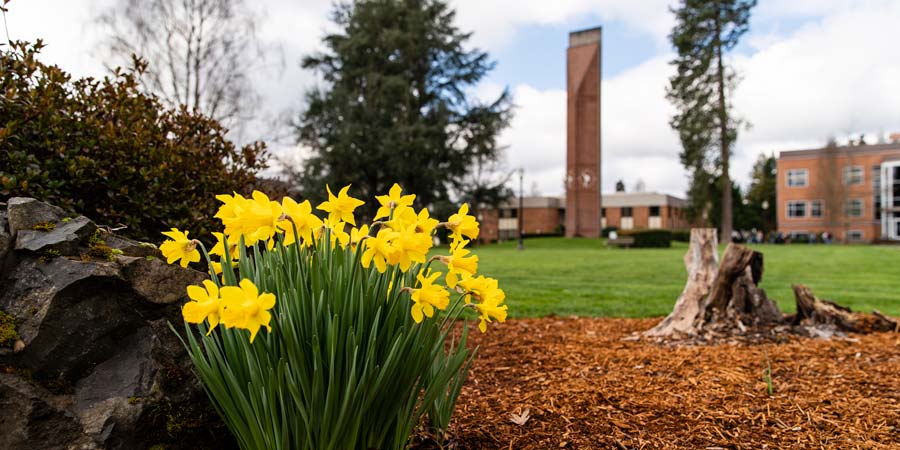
[468,237,900,318]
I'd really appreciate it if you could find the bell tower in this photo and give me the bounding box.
[565,27,602,238]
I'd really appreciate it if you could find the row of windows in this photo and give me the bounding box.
[785,166,865,188]
[786,199,864,218]
[601,206,663,218]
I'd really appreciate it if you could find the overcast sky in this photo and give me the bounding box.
[5,0,900,197]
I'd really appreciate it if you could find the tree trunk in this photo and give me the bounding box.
[792,285,898,334]
[646,229,782,338]
[714,7,733,244]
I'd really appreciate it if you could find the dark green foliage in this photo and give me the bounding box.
[293,0,512,219]
[0,41,269,242]
[667,0,756,237]
[745,154,777,232]
[618,229,672,248]
[671,230,691,242]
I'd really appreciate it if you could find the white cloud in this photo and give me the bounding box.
[453,0,673,51]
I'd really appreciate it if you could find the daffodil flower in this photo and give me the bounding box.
[441,239,478,288]
[446,203,479,242]
[409,271,450,323]
[361,228,399,273]
[220,279,276,343]
[182,280,222,334]
[317,184,365,225]
[278,197,323,247]
[374,183,416,220]
[393,225,432,271]
[160,228,201,268]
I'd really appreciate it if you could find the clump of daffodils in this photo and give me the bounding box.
[161,183,507,343]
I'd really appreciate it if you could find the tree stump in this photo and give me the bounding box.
[792,284,898,334]
[646,228,782,338]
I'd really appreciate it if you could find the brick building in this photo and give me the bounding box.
[477,193,688,243]
[600,192,689,231]
[776,142,900,242]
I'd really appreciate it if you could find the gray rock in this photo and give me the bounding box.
[7,197,66,238]
[0,198,235,450]
[104,234,162,258]
[0,208,11,268]
[0,372,95,450]
[120,256,207,305]
[14,216,97,255]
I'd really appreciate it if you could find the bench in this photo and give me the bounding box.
[607,237,635,248]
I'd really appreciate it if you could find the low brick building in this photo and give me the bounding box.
[777,142,900,242]
[601,192,689,231]
[477,192,688,243]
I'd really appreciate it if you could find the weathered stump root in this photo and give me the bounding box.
[645,229,781,338]
[791,284,899,334]
[645,229,898,341]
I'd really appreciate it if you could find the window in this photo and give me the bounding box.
[845,199,864,217]
[846,230,864,242]
[810,200,823,218]
[873,166,881,221]
[787,169,808,187]
[649,205,661,217]
[843,165,864,185]
[500,208,517,219]
[601,207,606,218]
[787,201,806,218]
[621,207,633,218]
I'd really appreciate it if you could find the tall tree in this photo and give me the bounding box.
[745,153,776,232]
[294,0,512,220]
[97,0,270,132]
[667,0,755,241]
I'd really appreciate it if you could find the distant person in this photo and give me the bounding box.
[822,231,832,244]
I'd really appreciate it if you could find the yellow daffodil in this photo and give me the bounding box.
[278,197,323,247]
[317,184,365,226]
[446,203,479,243]
[383,205,417,230]
[440,239,478,288]
[457,275,507,332]
[414,208,439,235]
[182,280,222,334]
[409,271,450,323]
[374,183,416,220]
[220,191,283,248]
[393,225,432,271]
[361,227,399,273]
[210,232,240,260]
[458,275,504,305]
[214,192,248,224]
[160,228,201,268]
[474,294,508,333]
[220,279,276,343]
[323,217,350,248]
[350,224,369,250]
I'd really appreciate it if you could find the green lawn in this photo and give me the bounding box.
[468,237,900,318]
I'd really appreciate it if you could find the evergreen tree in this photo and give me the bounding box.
[667,0,755,241]
[745,154,777,232]
[294,0,512,220]
[615,179,626,192]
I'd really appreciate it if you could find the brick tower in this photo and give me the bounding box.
[565,27,602,238]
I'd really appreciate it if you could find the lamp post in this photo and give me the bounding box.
[518,167,524,251]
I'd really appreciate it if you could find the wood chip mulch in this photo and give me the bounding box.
[431,317,900,449]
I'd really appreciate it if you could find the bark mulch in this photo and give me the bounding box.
[438,317,900,449]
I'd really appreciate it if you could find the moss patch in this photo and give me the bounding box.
[32,221,56,232]
[0,310,19,348]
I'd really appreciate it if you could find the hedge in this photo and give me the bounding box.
[618,229,672,248]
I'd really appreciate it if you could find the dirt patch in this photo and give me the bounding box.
[437,317,900,449]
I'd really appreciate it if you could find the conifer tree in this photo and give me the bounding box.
[294,0,511,220]
[667,0,756,240]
